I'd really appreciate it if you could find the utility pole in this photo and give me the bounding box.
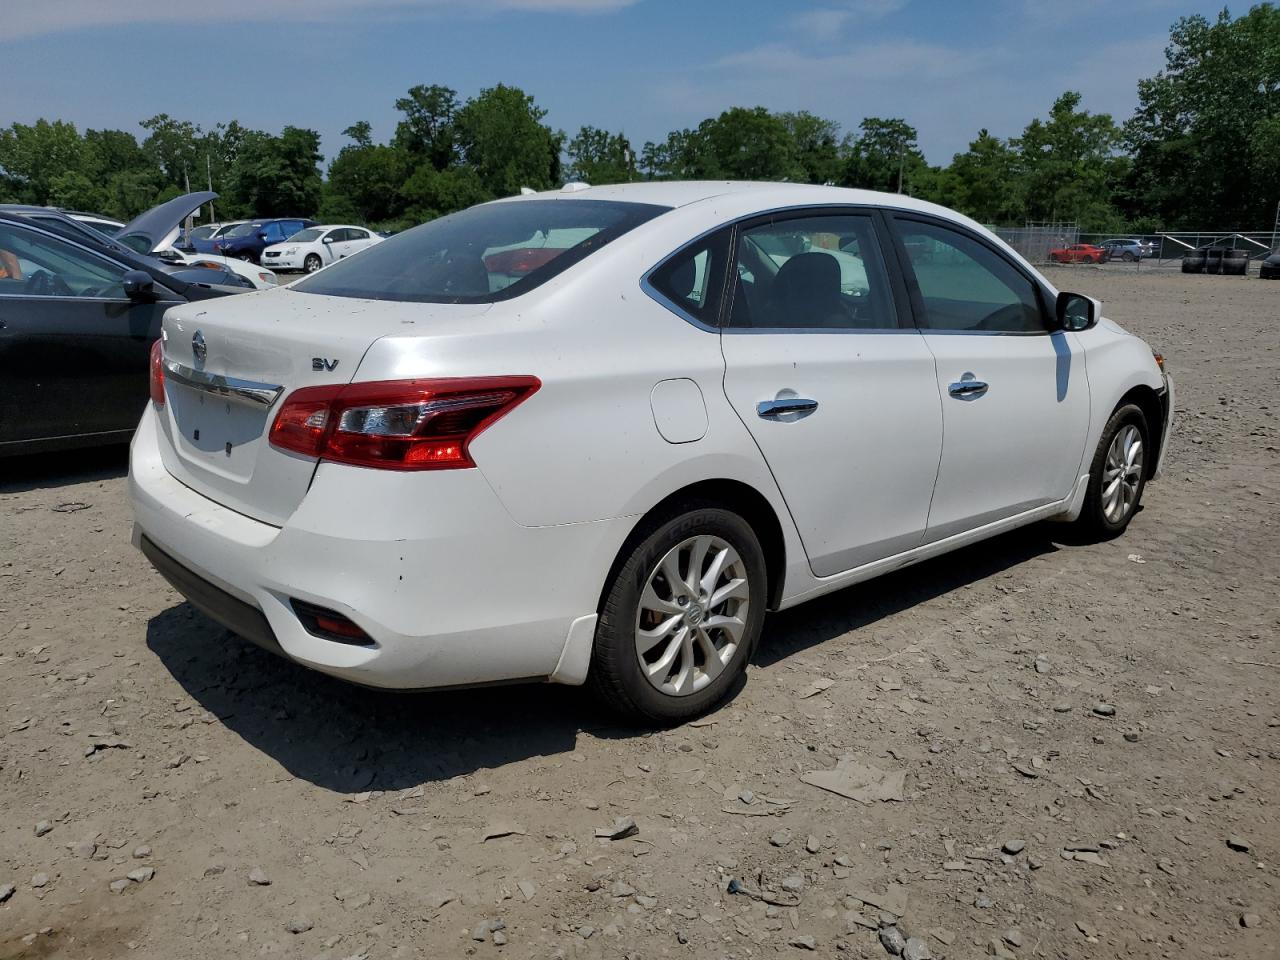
[896,141,905,194]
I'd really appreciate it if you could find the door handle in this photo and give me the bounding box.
[757,397,818,418]
[948,378,989,399]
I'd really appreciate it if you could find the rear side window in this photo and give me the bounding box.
[295,199,668,304]
[896,220,1045,333]
[647,229,730,326]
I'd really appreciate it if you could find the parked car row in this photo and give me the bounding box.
[0,192,263,455]
[1048,239,1157,264]
[262,225,382,273]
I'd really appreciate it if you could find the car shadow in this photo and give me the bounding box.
[144,606,629,793]
[0,444,129,494]
[145,523,1062,793]
[754,523,1062,667]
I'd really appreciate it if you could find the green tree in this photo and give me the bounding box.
[225,126,323,217]
[780,111,844,184]
[947,130,1023,224]
[566,125,635,183]
[140,114,202,188]
[696,106,797,180]
[1014,91,1124,230]
[1125,5,1280,227]
[322,131,410,225]
[454,84,563,197]
[0,119,87,204]
[400,166,490,224]
[844,118,925,193]
[393,84,461,172]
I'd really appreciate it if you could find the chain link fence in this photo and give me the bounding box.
[992,224,1277,268]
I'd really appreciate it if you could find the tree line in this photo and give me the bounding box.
[1,5,1275,233]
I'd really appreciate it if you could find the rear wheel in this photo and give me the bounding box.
[1122,251,1136,262]
[1077,404,1149,537]
[304,253,323,274]
[589,506,766,724]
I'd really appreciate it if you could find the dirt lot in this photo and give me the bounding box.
[1,267,1277,960]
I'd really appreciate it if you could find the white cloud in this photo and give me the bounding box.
[790,0,908,40]
[0,0,637,41]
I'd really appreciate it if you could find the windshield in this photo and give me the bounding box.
[189,226,217,240]
[224,222,261,238]
[290,228,323,242]
[294,199,667,304]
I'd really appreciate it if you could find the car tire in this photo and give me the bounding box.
[304,254,323,274]
[1076,403,1150,539]
[589,505,767,724]
[237,253,253,263]
[1122,251,1136,262]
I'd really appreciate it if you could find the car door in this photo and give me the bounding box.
[718,210,944,576]
[0,220,179,447]
[319,228,345,263]
[887,215,1090,543]
[343,228,374,256]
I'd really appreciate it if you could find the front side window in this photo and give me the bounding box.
[728,214,896,330]
[896,220,1045,333]
[0,223,127,298]
[295,199,668,304]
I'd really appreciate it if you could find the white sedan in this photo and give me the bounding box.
[130,182,1173,723]
[261,225,382,273]
[169,251,279,290]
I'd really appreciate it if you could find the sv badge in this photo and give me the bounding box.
[312,357,339,372]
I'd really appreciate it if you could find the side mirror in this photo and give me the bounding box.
[257,231,269,240]
[123,269,156,302]
[1055,291,1099,332]
[322,235,335,243]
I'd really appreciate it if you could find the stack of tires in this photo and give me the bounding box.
[1222,248,1249,276]
[1182,248,1250,275]
[1181,250,1206,273]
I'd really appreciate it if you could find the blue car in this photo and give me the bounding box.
[212,218,314,264]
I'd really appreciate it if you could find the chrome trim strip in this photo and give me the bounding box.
[162,358,283,407]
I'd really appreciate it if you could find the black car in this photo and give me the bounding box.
[1259,251,1280,280]
[213,217,314,263]
[0,195,254,456]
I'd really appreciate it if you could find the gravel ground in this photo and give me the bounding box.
[1,267,1277,959]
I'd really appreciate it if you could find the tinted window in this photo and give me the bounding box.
[648,229,730,326]
[0,223,127,298]
[728,214,896,330]
[897,220,1045,333]
[349,229,370,240]
[295,199,668,304]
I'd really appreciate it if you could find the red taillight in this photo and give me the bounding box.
[149,339,166,406]
[268,377,539,470]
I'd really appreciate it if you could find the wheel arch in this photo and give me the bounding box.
[598,478,788,615]
[1115,384,1164,480]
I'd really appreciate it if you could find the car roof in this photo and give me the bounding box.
[501,181,978,221]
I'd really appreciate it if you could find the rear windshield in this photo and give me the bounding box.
[293,199,668,304]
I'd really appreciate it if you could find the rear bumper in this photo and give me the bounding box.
[129,406,620,689]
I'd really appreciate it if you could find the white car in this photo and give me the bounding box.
[129,182,1173,723]
[261,225,382,273]
[170,251,279,290]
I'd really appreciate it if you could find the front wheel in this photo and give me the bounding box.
[304,253,323,274]
[589,506,766,724]
[1076,404,1149,537]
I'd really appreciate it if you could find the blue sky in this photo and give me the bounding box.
[0,0,1232,166]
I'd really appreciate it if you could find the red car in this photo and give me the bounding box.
[1049,243,1109,264]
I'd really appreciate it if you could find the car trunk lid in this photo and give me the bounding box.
[154,289,491,526]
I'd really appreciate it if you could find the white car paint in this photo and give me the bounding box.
[129,182,1171,696]
[171,251,279,289]
[261,224,382,273]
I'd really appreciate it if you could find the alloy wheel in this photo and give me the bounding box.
[634,535,750,697]
[1102,424,1144,523]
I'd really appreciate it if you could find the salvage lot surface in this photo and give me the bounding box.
[1,269,1277,959]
